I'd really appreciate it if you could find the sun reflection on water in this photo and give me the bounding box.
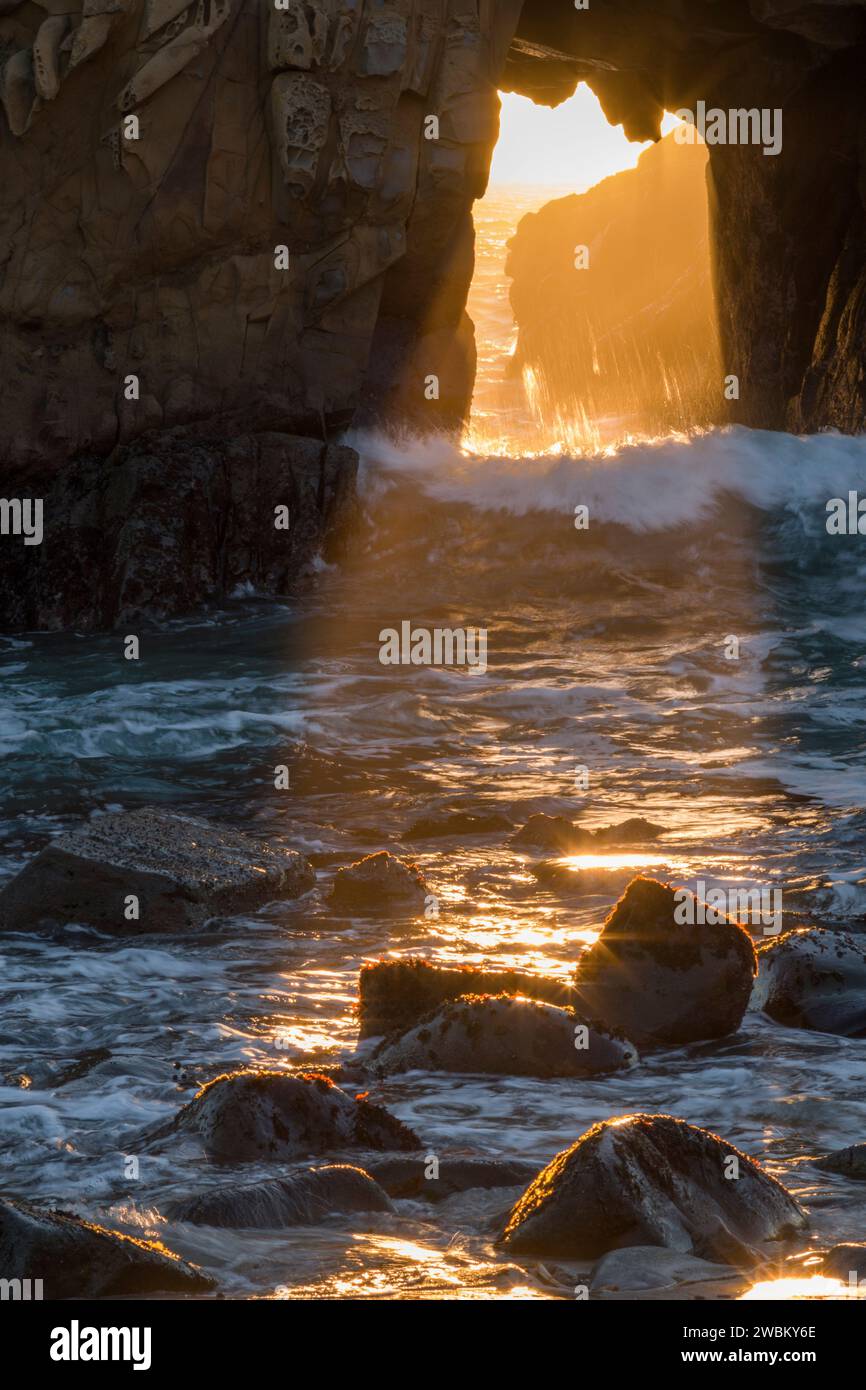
[741,1276,866,1300]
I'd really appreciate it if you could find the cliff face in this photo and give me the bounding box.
[506,134,719,444]
[1,1,865,628]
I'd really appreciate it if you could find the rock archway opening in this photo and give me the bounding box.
[465,87,720,456]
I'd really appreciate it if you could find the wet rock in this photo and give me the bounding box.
[358,957,576,1039]
[369,994,637,1079]
[511,814,588,853]
[330,851,427,914]
[166,1165,392,1229]
[0,1196,214,1299]
[0,808,315,934]
[573,877,757,1046]
[403,810,513,840]
[512,813,664,854]
[157,1069,419,1163]
[498,1113,806,1259]
[822,1243,866,1283]
[751,928,866,1036]
[363,1154,540,1202]
[590,1246,739,1293]
[815,1143,866,1179]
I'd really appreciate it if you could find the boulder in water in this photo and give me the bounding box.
[573,877,757,1046]
[357,957,576,1038]
[330,851,428,913]
[822,1242,866,1283]
[815,1143,866,1179]
[404,809,513,840]
[159,1069,420,1162]
[166,1165,392,1228]
[369,994,637,1078]
[751,927,866,1036]
[589,1245,739,1293]
[0,1196,214,1299]
[0,808,315,934]
[498,1113,806,1259]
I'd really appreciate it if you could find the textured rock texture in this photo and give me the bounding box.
[751,926,866,1035]
[498,1112,807,1259]
[166,1164,393,1227]
[0,807,316,933]
[573,877,758,1048]
[0,1195,214,1298]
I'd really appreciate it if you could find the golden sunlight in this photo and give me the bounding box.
[741,1277,866,1300]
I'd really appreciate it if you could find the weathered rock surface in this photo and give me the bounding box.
[589,1245,739,1294]
[498,1113,807,1259]
[0,430,358,631]
[369,993,637,1078]
[0,807,315,934]
[0,1196,214,1299]
[155,1069,419,1162]
[357,957,576,1039]
[363,1153,540,1201]
[573,877,758,1047]
[166,1164,393,1228]
[815,1143,866,1179]
[507,132,719,439]
[751,928,866,1036]
[330,850,428,913]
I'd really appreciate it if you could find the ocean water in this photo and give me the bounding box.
[1,188,866,1300]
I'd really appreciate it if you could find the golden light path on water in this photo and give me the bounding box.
[741,1277,866,1300]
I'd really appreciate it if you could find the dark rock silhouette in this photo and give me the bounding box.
[0,1196,214,1299]
[498,1112,806,1259]
[151,1069,420,1162]
[574,876,758,1047]
[358,957,576,1038]
[330,850,428,913]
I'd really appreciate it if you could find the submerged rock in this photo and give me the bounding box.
[815,1143,866,1179]
[358,957,576,1039]
[166,1165,392,1229]
[498,1113,806,1259]
[573,877,757,1046]
[403,810,513,840]
[0,808,315,934]
[158,1069,420,1163]
[0,1196,214,1299]
[330,851,428,913]
[363,1154,540,1201]
[590,1245,739,1293]
[751,928,866,1036]
[369,993,637,1078]
[511,813,664,854]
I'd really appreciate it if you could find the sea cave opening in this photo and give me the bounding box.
[464,85,721,457]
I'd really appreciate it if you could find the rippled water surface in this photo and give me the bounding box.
[1,189,866,1300]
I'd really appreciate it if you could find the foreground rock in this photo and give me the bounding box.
[0,808,315,934]
[751,928,866,1036]
[151,1070,419,1163]
[358,958,576,1039]
[167,1165,392,1229]
[363,1154,540,1202]
[815,1143,866,1180]
[330,852,428,914]
[498,1113,806,1259]
[370,994,637,1078]
[573,877,757,1047]
[590,1246,739,1294]
[0,1197,214,1299]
